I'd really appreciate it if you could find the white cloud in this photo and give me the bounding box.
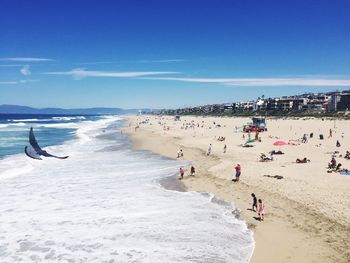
[44,68,179,79]
[0,57,53,62]
[0,79,39,85]
[136,59,186,63]
[0,64,24,67]
[78,61,117,65]
[78,59,186,65]
[0,81,18,85]
[20,65,31,76]
[19,79,39,84]
[143,77,350,87]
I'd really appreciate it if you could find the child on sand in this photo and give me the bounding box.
[258,199,265,221]
[251,193,257,212]
[232,163,241,182]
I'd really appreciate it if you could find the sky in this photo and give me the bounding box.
[1,0,350,109]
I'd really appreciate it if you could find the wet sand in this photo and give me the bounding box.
[123,115,350,263]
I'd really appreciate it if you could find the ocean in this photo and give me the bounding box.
[0,115,254,262]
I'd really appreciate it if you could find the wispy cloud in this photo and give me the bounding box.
[0,81,18,85]
[78,59,186,65]
[143,77,350,87]
[136,59,186,63]
[0,57,53,62]
[0,79,39,85]
[20,65,31,76]
[0,64,24,67]
[78,61,117,65]
[44,68,179,79]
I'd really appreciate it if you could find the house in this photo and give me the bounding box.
[329,93,350,111]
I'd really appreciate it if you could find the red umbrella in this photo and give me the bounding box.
[273,140,288,151]
[273,141,287,146]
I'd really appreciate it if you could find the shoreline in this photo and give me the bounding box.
[122,115,350,263]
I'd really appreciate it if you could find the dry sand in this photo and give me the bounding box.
[123,115,350,263]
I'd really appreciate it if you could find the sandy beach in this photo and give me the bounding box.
[123,115,350,263]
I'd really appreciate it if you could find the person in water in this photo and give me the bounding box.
[251,193,258,212]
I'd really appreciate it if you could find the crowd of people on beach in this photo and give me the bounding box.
[134,116,350,226]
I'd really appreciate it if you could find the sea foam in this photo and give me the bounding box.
[0,116,254,262]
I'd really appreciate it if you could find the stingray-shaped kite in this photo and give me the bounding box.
[24,127,69,160]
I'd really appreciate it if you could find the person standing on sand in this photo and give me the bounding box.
[329,129,333,138]
[251,193,258,212]
[207,144,212,156]
[223,144,227,153]
[258,199,265,221]
[177,149,183,158]
[190,166,195,176]
[233,163,241,182]
[179,167,184,180]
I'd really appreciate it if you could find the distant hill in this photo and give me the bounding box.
[0,105,149,115]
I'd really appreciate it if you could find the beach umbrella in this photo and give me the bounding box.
[273,141,287,146]
[273,140,287,151]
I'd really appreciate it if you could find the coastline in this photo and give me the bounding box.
[122,115,350,263]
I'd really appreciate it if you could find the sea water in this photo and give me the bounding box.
[0,116,254,262]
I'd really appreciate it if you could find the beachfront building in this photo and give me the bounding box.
[276,97,294,111]
[253,99,267,111]
[154,90,349,116]
[329,93,350,111]
[240,101,254,111]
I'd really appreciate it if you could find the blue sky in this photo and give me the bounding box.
[1,0,350,109]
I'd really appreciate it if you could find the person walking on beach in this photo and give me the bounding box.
[251,193,258,212]
[329,128,333,138]
[302,134,308,143]
[336,140,341,147]
[190,166,196,176]
[207,144,212,156]
[177,148,184,158]
[258,199,265,221]
[223,144,227,153]
[179,167,184,180]
[233,163,241,182]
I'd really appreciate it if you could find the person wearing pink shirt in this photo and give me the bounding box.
[232,163,241,182]
[258,199,265,221]
[179,167,184,180]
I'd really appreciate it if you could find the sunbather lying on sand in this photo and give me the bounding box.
[296,157,310,163]
[288,140,301,146]
[260,153,273,162]
[270,150,284,155]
